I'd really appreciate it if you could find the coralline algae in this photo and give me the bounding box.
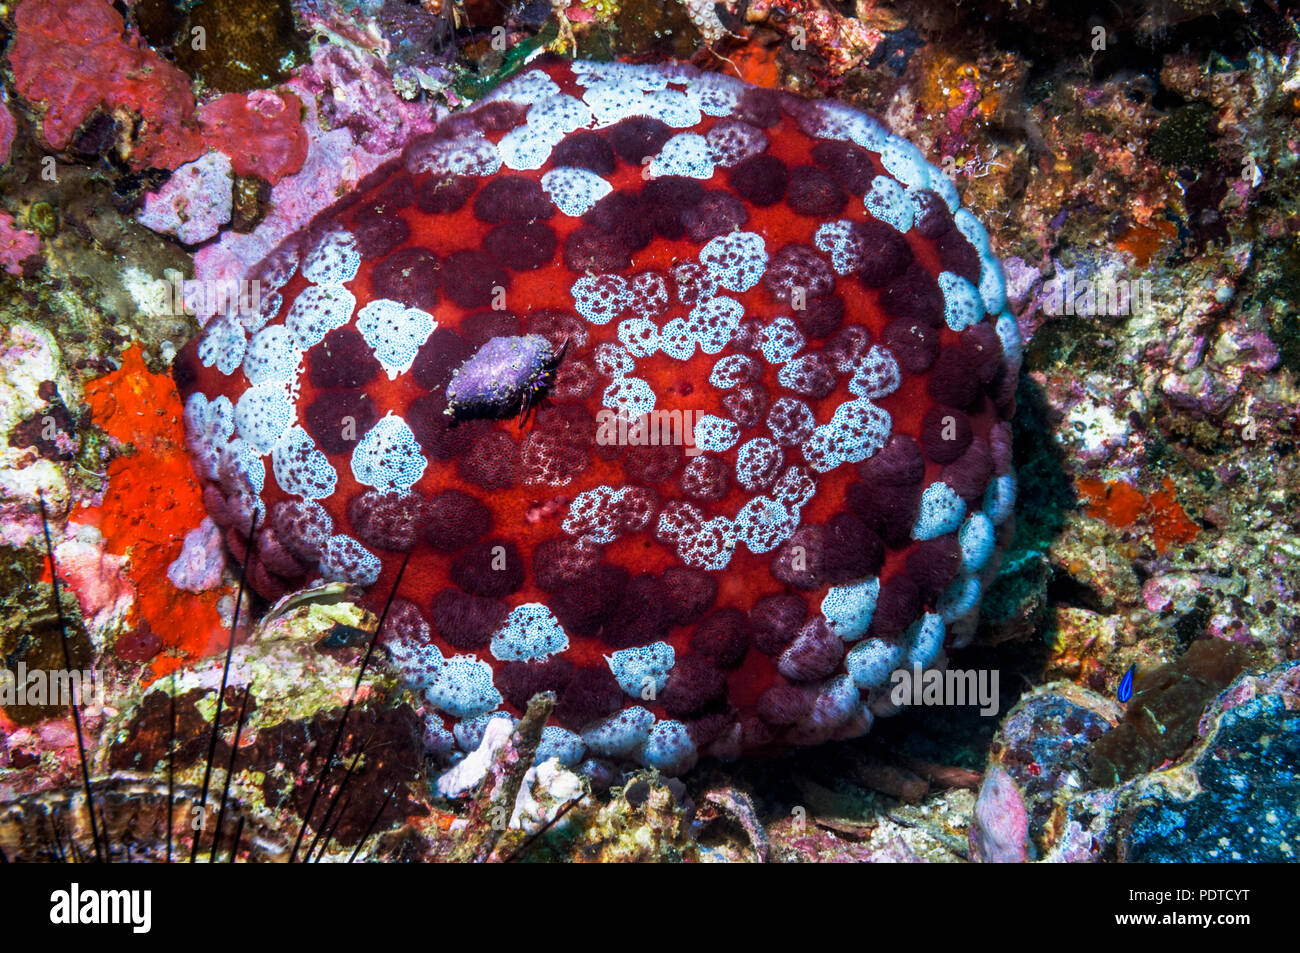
[174,57,1021,777]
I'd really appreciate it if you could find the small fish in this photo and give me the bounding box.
[1118,665,1136,704]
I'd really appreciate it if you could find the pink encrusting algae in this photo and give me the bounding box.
[173,57,1021,777]
[8,0,308,180]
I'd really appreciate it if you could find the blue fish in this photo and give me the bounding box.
[1118,665,1136,704]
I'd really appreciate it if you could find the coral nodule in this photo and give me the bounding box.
[173,57,1020,778]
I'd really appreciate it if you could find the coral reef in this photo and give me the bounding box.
[1114,662,1300,862]
[9,0,203,170]
[0,212,39,275]
[136,153,235,245]
[172,0,303,94]
[8,0,310,179]
[2,590,431,860]
[0,0,1296,866]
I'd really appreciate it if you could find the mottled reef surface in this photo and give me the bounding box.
[0,0,1297,862]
